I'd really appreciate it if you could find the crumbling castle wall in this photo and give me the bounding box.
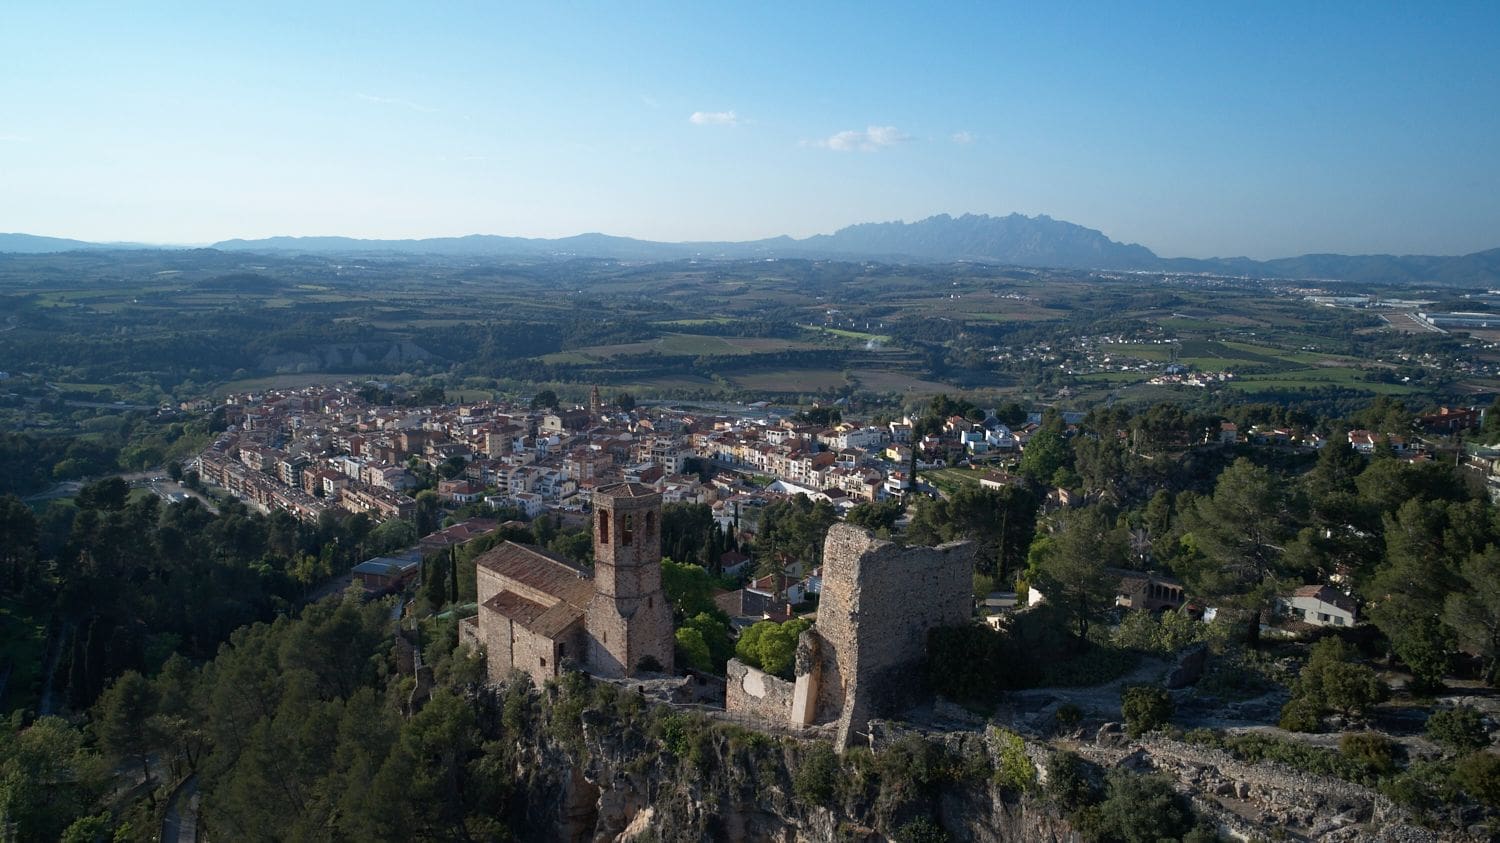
[815,523,975,749]
[725,659,796,724]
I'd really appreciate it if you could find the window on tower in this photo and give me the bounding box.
[622,513,633,545]
[598,510,610,544]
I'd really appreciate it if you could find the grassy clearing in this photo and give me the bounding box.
[798,324,893,343]
[1230,367,1419,395]
[1220,341,1361,368]
[656,317,733,326]
[1154,316,1236,331]
[1077,371,1151,384]
[537,351,596,364]
[922,467,984,495]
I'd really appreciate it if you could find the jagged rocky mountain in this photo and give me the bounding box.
[8,214,1500,284]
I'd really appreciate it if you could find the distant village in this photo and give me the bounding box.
[184,383,1500,616]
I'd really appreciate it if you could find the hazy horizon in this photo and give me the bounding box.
[3,2,1498,259]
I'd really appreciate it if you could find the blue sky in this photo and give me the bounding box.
[1,2,1497,258]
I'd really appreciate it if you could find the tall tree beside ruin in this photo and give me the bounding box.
[1034,507,1122,641]
[1180,458,1293,644]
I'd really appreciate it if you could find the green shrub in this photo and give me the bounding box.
[1111,610,1224,655]
[1121,685,1173,737]
[793,741,839,808]
[1044,750,1094,809]
[1185,730,1378,786]
[1194,645,1283,701]
[1379,759,1462,817]
[1283,637,1385,726]
[1055,702,1082,732]
[894,816,948,843]
[656,712,712,770]
[1278,696,1322,732]
[990,727,1036,793]
[1425,706,1490,754]
[1338,732,1396,775]
[735,617,811,679]
[1455,751,1500,807]
[1318,661,1386,718]
[877,735,949,790]
[1077,770,1196,843]
[501,677,534,734]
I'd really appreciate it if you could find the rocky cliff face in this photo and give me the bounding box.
[478,679,1080,843]
[475,675,1469,843]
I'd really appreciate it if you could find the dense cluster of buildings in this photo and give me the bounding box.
[189,384,1055,530]
[192,384,1482,540]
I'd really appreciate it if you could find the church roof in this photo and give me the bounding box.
[596,481,659,499]
[474,542,594,606]
[483,590,551,627]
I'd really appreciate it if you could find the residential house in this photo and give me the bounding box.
[1280,585,1357,627]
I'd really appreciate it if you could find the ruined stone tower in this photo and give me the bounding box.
[585,482,675,677]
[724,523,975,751]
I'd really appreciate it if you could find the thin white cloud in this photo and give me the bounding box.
[811,125,912,152]
[951,130,977,144]
[0,133,30,142]
[355,93,437,113]
[642,94,662,109]
[689,110,739,126]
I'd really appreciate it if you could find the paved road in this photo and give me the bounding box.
[143,479,219,514]
[161,774,200,843]
[24,469,218,513]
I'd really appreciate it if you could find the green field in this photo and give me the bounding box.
[922,467,985,495]
[729,368,850,391]
[541,333,812,363]
[798,324,894,343]
[856,369,967,395]
[1230,369,1419,395]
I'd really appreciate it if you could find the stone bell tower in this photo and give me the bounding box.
[586,482,675,677]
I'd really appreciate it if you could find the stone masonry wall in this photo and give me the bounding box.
[815,523,976,749]
[725,659,796,724]
[483,615,517,683]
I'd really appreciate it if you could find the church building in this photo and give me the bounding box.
[465,482,675,686]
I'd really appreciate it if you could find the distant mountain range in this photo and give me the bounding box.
[7,213,1500,285]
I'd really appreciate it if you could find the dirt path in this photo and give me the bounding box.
[1005,656,1171,720]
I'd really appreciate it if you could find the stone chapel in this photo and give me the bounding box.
[464,482,676,687]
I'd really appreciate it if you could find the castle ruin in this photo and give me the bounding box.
[726,522,975,750]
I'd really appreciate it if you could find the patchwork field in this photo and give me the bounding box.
[728,368,850,392]
[541,333,816,363]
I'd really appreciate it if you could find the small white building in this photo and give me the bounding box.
[1280,585,1357,627]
